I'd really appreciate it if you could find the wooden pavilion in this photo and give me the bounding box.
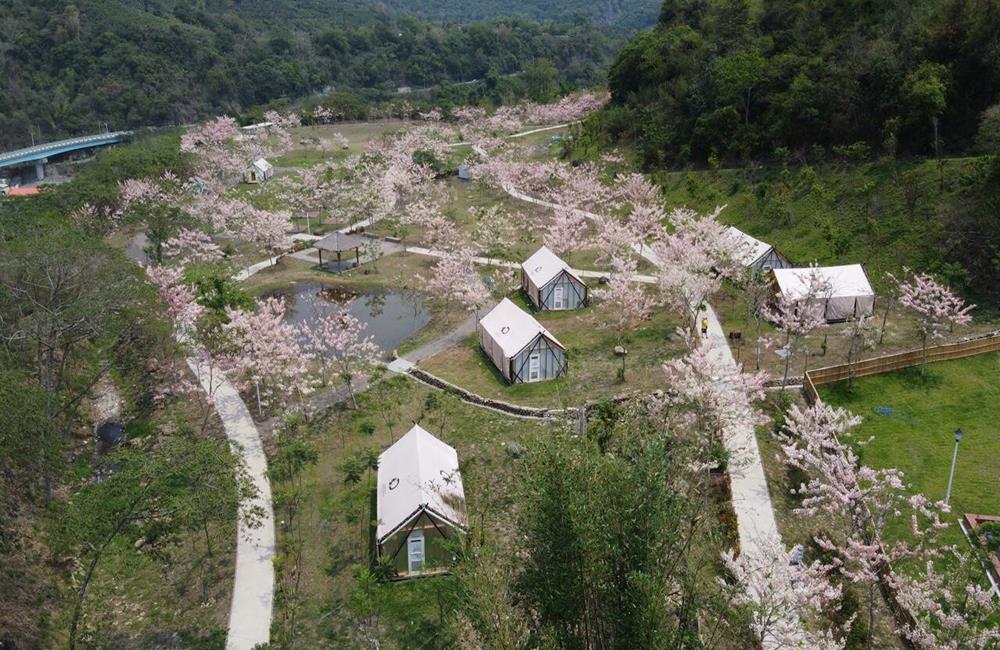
[315,231,363,271]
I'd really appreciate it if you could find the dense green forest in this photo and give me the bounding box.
[0,0,618,149]
[600,0,1000,168]
[378,0,660,30]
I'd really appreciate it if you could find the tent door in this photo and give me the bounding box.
[553,285,564,309]
[407,529,424,573]
[528,352,540,382]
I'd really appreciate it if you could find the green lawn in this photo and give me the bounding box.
[819,351,1000,542]
[420,289,687,407]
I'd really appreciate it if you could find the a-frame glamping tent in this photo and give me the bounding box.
[376,424,467,578]
[477,298,567,384]
[726,226,791,272]
[520,245,588,311]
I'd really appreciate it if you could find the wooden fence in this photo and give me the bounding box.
[803,331,1000,403]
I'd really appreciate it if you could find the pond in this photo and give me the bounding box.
[271,282,432,357]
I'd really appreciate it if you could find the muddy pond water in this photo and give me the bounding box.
[270,282,431,357]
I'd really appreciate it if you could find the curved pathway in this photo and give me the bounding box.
[187,355,274,650]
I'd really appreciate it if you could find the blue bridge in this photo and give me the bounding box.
[0,131,133,179]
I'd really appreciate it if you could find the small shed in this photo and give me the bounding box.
[457,164,471,181]
[478,298,567,383]
[244,158,274,184]
[520,246,587,311]
[377,424,466,578]
[727,226,791,272]
[771,264,875,322]
[315,231,363,271]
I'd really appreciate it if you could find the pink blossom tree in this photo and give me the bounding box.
[163,228,224,266]
[424,249,490,318]
[652,206,745,330]
[543,206,589,256]
[180,116,244,184]
[592,256,653,379]
[778,401,952,649]
[221,297,313,416]
[721,541,847,649]
[892,269,974,376]
[145,265,204,336]
[306,303,382,409]
[764,265,833,386]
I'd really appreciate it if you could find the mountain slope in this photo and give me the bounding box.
[0,0,616,149]
[372,0,661,30]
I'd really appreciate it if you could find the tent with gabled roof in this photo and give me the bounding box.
[520,245,587,310]
[478,298,567,383]
[726,226,791,271]
[376,424,466,578]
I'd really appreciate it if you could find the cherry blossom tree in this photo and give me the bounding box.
[221,297,313,416]
[765,265,833,386]
[543,206,589,256]
[892,269,975,376]
[778,401,952,649]
[653,206,746,330]
[306,303,382,409]
[739,269,773,370]
[180,116,244,184]
[661,330,769,449]
[424,250,490,317]
[471,205,517,262]
[721,542,848,649]
[163,228,224,266]
[592,256,653,379]
[145,265,204,337]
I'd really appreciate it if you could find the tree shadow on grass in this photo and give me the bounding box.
[896,366,944,391]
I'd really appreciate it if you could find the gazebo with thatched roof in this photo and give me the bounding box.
[315,231,364,271]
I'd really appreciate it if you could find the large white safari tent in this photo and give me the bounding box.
[478,298,567,384]
[726,226,791,271]
[771,264,875,322]
[520,245,587,311]
[376,425,466,578]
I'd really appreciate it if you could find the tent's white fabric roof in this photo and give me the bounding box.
[727,226,773,267]
[773,264,874,300]
[479,298,565,357]
[377,424,466,541]
[252,158,273,173]
[521,245,583,288]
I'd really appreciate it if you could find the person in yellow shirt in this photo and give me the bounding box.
[701,317,709,337]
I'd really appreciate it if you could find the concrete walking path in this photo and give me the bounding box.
[185,356,275,650]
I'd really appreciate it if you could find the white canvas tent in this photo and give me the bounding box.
[726,226,791,271]
[376,425,466,576]
[520,246,587,310]
[478,298,566,383]
[771,264,875,322]
[244,157,274,183]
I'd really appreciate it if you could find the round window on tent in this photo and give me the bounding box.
[501,326,510,334]
[389,478,399,490]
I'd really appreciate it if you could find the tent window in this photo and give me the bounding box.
[553,286,564,309]
[408,529,425,573]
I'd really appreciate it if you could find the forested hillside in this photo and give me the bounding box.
[600,0,1000,168]
[0,0,616,149]
[376,0,660,30]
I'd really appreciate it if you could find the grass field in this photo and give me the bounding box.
[269,376,550,647]
[819,351,1000,543]
[419,289,686,407]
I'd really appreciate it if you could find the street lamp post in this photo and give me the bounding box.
[945,428,963,506]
